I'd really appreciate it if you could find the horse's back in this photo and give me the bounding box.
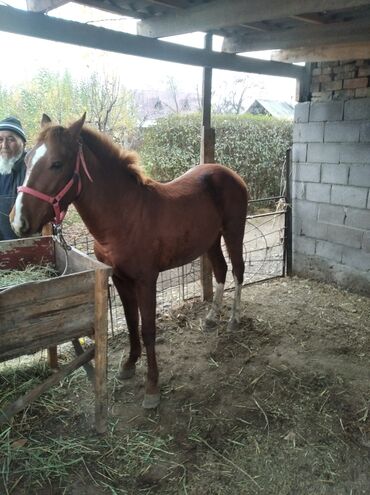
[176,163,249,219]
[169,163,247,198]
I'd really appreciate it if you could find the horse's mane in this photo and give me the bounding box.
[81,126,149,185]
[39,123,149,185]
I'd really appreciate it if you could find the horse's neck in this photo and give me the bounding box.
[73,149,141,242]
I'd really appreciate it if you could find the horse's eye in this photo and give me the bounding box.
[51,161,63,169]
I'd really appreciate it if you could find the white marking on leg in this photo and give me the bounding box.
[231,276,242,324]
[11,144,47,235]
[206,282,224,322]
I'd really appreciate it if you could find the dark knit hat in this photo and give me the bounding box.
[0,116,26,142]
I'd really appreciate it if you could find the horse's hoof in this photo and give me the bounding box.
[204,318,217,332]
[142,393,160,409]
[227,319,240,332]
[117,366,136,380]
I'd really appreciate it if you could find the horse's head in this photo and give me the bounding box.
[10,113,86,237]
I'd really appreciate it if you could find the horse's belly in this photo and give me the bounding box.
[158,225,220,271]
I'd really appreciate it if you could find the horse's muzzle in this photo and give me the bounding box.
[10,215,30,238]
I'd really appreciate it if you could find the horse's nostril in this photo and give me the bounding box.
[20,218,30,236]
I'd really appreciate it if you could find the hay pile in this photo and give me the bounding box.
[0,264,58,289]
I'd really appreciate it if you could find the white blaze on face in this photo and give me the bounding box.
[11,144,47,235]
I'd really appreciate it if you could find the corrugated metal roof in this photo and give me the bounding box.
[246,99,295,119]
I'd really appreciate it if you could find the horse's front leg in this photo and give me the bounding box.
[136,276,160,409]
[113,274,141,379]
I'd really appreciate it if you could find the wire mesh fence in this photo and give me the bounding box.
[63,196,287,333]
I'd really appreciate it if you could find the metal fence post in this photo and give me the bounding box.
[284,148,293,276]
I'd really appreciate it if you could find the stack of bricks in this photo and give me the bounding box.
[310,60,370,102]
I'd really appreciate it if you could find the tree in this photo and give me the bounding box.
[213,76,266,114]
[0,70,140,147]
[79,72,139,147]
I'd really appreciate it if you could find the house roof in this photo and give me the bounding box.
[246,99,295,119]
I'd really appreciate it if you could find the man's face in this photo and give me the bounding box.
[0,130,25,174]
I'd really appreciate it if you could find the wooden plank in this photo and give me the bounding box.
[222,18,370,53]
[0,6,303,80]
[0,346,95,426]
[47,346,59,370]
[272,41,370,63]
[72,338,95,383]
[137,0,370,38]
[55,242,112,275]
[0,272,95,360]
[0,236,54,269]
[93,268,109,434]
[0,307,94,362]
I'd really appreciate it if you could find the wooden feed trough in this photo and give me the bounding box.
[0,236,112,433]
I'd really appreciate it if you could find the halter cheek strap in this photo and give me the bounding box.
[17,143,93,226]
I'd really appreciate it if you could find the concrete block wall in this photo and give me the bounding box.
[292,99,370,294]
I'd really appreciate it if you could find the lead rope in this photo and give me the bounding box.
[52,223,71,276]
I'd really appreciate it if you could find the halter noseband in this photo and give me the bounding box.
[18,143,93,226]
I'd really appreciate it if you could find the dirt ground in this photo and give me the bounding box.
[2,275,370,494]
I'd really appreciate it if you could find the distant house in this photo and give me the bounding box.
[135,89,200,127]
[246,99,295,119]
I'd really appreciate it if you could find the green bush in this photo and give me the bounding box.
[139,113,292,199]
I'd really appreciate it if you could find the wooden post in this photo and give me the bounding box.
[200,33,215,302]
[94,268,109,434]
[296,62,312,102]
[42,222,60,370]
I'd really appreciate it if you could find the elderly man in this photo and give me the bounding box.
[0,116,27,240]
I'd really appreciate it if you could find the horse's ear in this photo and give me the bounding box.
[69,113,86,141]
[41,114,52,128]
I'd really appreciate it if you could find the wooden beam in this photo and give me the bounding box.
[290,14,325,25]
[0,346,95,427]
[26,0,68,12]
[0,6,303,79]
[297,63,312,102]
[222,18,370,53]
[149,0,188,8]
[137,0,370,38]
[272,41,370,63]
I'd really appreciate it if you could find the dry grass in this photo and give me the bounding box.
[1,277,370,494]
[0,264,58,290]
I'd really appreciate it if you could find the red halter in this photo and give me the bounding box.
[18,143,93,226]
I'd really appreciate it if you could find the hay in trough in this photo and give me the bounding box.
[0,264,58,289]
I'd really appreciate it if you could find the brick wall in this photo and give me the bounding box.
[311,60,370,101]
[292,97,370,294]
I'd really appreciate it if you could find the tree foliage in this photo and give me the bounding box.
[1,69,139,145]
[140,113,293,198]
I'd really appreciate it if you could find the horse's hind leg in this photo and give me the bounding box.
[135,276,160,409]
[223,222,245,331]
[113,274,141,380]
[204,234,228,331]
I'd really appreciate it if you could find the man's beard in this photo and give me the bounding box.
[0,151,23,175]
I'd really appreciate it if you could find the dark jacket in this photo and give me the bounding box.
[0,153,26,240]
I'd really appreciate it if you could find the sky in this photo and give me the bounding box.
[0,0,297,101]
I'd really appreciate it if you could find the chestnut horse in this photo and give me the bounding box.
[10,114,248,408]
